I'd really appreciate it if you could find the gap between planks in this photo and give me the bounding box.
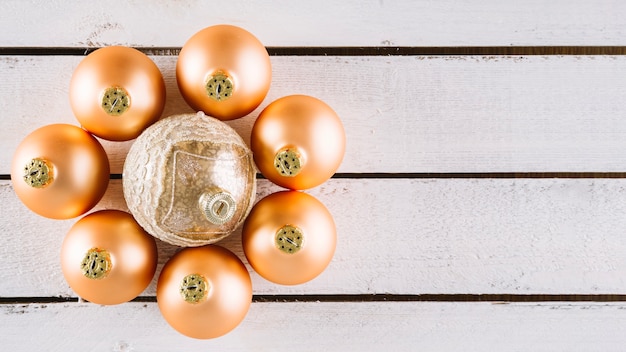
[3,294,626,304]
[4,46,626,56]
[4,172,626,181]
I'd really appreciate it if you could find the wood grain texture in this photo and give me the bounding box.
[2,301,626,351]
[3,178,626,297]
[2,0,626,47]
[4,3,626,350]
[4,55,626,174]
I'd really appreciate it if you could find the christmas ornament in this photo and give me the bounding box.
[11,124,109,219]
[60,210,158,305]
[123,111,256,247]
[176,24,271,120]
[242,191,337,285]
[69,46,166,141]
[157,245,252,339]
[11,25,346,340]
[250,95,345,190]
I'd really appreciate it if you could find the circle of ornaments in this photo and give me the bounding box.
[20,26,343,339]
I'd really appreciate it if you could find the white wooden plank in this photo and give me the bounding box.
[3,55,626,174]
[2,301,626,351]
[2,0,626,47]
[2,178,626,297]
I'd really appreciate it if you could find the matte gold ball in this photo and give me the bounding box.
[70,46,166,141]
[157,245,252,339]
[177,24,271,120]
[61,210,158,305]
[11,124,110,219]
[251,95,345,190]
[243,191,337,285]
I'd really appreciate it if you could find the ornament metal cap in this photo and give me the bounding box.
[80,248,112,280]
[275,225,304,254]
[205,72,234,102]
[101,86,130,116]
[22,158,53,188]
[179,273,209,303]
[199,189,237,225]
[274,148,303,177]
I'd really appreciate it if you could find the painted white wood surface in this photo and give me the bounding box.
[4,55,626,174]
[2,0,626,47]
[3,1,626,350]
[2,302,626,351]
[3,178,626,297]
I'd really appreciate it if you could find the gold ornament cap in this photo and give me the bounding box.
[276,225,304,254]
[205,72,234,101]
[180,273,209,303]
[101,87,130,116]
[199,189,237,225]
[274,148,303,177]
[80,248,112,280]
[23,158,53,188]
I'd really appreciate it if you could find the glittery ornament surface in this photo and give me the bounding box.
[123,112,256,246]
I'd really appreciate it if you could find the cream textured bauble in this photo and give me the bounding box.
[123,112,256,246]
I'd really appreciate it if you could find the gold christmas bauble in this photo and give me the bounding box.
[123,112,256,246]
[242,190,337,285]
[11,124,110,219]
[69,46,166,141]
[176,24,271,120]
[61,210,158,305]
[251,95,345,190]
[157,245,252,339]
